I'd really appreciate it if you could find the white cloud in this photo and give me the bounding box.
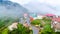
[38,0,60,7]
[10,0,60,6]
[9,0,60,16]
[10,0,31,5]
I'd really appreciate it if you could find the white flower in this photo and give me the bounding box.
[8,25,14,31]
[35,25,39,27]
[8,23,18,31]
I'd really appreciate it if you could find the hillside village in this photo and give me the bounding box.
[0,0,60,34]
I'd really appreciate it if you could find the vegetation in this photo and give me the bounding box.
[31,17,60,34]
[0,17,33,34]
[1,16,60,34]
[39,17,60,34]
[7,23,33,34]
[31,19,42,26]
[0,17,15,30]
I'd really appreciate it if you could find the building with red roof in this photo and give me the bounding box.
[52,17,60,22]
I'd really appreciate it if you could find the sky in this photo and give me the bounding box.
[9,0,60,11]
[10,0,60,6]
[10,0,31,5]
[9,0,60,16]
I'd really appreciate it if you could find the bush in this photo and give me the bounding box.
[39,17,57,34]
[17,23,33,34]
[31,19,41,25]
[0,23,33,34]
[0,17,33,34]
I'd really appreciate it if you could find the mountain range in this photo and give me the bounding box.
[0,0,28,18]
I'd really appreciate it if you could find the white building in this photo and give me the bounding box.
[34,15,44,20]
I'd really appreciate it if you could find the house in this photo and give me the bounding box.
[34,15,45,20]
[45,14,56,18]
[30,14,45,22]
[51,17,60,32]
[30,16,34,22]
[52,17,60,22]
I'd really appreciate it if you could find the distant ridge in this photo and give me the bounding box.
[0,0,28,18]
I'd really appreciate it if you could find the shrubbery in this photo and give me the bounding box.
[0,17,33,34]
[31,17,60,34]
[31,19,41,25]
